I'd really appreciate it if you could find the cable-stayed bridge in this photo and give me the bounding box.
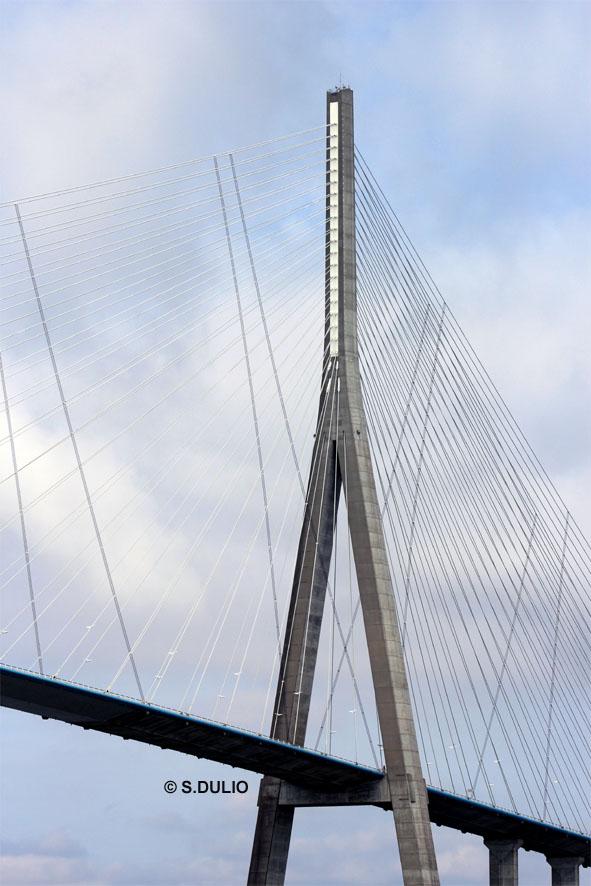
[0,88,589,885]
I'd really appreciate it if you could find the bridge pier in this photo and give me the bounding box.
[250,778,295,885]
[547,856,584,886]
[484,838,522,886]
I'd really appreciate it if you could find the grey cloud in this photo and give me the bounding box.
[1,830,87,859]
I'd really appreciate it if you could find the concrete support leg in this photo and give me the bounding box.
[336,86,439,886]
[248,777,294,885]
[484,839,522,886]
[547,857,583,886]
[247,432,340,885]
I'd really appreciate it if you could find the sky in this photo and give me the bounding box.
[1,1,590,885]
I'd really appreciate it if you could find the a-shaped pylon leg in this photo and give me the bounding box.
[248,414,340,885]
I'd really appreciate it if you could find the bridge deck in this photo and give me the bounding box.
[1,665,589,865]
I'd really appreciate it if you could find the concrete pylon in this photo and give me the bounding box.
[247,87,440,886]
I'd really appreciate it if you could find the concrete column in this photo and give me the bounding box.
[484,839,522,886]
[336,86,439,886]
[547,857,583,886]
[247,414,340,885]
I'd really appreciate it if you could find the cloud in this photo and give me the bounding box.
[0,831,92,886]
[1,830,87,859]
[436,841,486,881]
[1,2,190,196]
[424,206,591,568]
[382,2,591,148]
[0,855,95,885]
